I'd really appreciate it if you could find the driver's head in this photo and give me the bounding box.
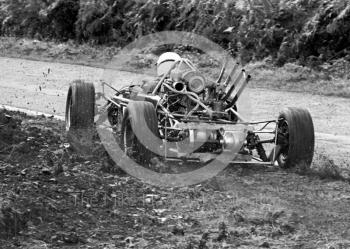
[156,52,181,76]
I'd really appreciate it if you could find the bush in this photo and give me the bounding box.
[1,0,350,66]
[75,0,113,44]
[47,0,80,40]
[0,0,79,40]
[0,0,49,38]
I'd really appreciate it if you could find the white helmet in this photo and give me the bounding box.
[156,52,181,76]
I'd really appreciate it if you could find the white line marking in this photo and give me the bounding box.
[0,104,65,121]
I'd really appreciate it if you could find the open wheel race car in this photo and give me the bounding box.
[65,52,315,170]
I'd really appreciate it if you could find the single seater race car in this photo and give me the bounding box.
[65,52,315,170]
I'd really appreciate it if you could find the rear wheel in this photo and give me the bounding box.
[121,101,162,165]
[276,107,314,169]
[65,80,95,153]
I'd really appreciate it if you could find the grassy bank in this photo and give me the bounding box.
[246,60,350,98]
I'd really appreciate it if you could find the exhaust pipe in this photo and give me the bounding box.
[173,81,186,92]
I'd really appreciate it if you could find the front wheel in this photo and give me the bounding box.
[121,101,162,165]
[276,107,315,169]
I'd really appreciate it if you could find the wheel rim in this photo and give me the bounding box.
[277,119,289,165]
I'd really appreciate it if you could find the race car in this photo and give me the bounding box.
[65,52,315,169]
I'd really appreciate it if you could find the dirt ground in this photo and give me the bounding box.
[1,111,350,249]
[1,56,350,248]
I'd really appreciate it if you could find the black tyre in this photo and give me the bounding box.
[65,80,95,154]
[276,107,315,169]
[121,101,161,165]
[65,80,95,131]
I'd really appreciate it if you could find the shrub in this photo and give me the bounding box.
[0,0,48,38]
[1,0,350,67]
[75,0,113,44]
[47,0,80,40]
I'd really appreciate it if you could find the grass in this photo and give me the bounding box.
[246,60,350,98]
[309,150,349,181]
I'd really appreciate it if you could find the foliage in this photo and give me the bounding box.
[47,0,80,40]
[0,0,79,40]
[1,0,350,65]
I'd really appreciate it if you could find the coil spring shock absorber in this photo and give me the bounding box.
[247,131,268,162]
